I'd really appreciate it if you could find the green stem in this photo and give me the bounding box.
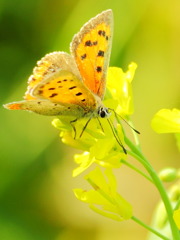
[132,216,170,240]
[128,119,141,148]
[125,137,180,240]
[174,198,180,211]
[120,159,153,183]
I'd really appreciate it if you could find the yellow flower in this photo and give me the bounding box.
[106,63,137,116]
[52,63,137,175]
[151,108,180,133]
[74,167,132,221]
[173,209,180,229]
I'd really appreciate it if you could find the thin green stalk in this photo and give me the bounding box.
[128,119,141,149]
[125,137,180,240]
[120,159,153,183]
[174,198,180,211]
[132,216,170,240]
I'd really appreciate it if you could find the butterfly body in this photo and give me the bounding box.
[4,10,113,121]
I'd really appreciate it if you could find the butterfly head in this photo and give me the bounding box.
[98,106,111,118]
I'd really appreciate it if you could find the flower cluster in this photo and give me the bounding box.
[52,62,180,239]
[52,63,137,176]
[52,63,137,220]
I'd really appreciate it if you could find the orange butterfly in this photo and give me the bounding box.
[4,10,113,121]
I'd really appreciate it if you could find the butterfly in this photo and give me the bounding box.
[4,10,114,136]
[4,10,113,118]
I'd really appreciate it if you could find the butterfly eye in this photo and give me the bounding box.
[100,110,106,118]
[98,107,110,118]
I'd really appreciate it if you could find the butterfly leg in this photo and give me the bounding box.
[79,117,92,138]
[70,119,78,139]
[106,118,127,154]
[96,117,104,132]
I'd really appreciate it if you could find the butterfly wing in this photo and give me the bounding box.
[70,9,113,99]
[4,10,112,117]
[4,69,97,117]
[4,99,86,117]
[32,69,97,115]
[25,51,82,100]
[5,53,98,117]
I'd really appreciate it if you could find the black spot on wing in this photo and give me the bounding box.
[98,30,109,41]
[76,92,83,96]
[81,53,87,60]
[98,30,106,36]
[85,40,92,46]
[96,66,102,73]
[69,86,77,90]
[85,40,98,47]
[97,50,104,57]
[30,77,36,82]
[49,93,58,98]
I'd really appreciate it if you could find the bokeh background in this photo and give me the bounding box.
[0,0,180,239]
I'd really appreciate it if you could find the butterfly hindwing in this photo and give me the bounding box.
[4,100,86,117]
[32,70,97,114]
[70,9,113,99]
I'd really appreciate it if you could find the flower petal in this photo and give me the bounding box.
[107,63,137,116]
[173,209,180,229]
[151,108,180,133]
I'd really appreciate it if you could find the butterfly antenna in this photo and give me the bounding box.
[106,118,127,154]
[108,108,140,134]
[79,117,92,138]
[70,119,77,139]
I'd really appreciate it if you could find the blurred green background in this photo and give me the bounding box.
[0,0,179,239]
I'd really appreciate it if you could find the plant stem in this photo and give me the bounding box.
[132,216,170,240]
[125,137,180,240]
[120,159,153,183]
[174,198,180,211]
[128,119,141,148]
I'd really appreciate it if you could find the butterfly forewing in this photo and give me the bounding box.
[70,9,113,99]
[25,52,81,100]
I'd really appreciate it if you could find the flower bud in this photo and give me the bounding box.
[159,168,177,182]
